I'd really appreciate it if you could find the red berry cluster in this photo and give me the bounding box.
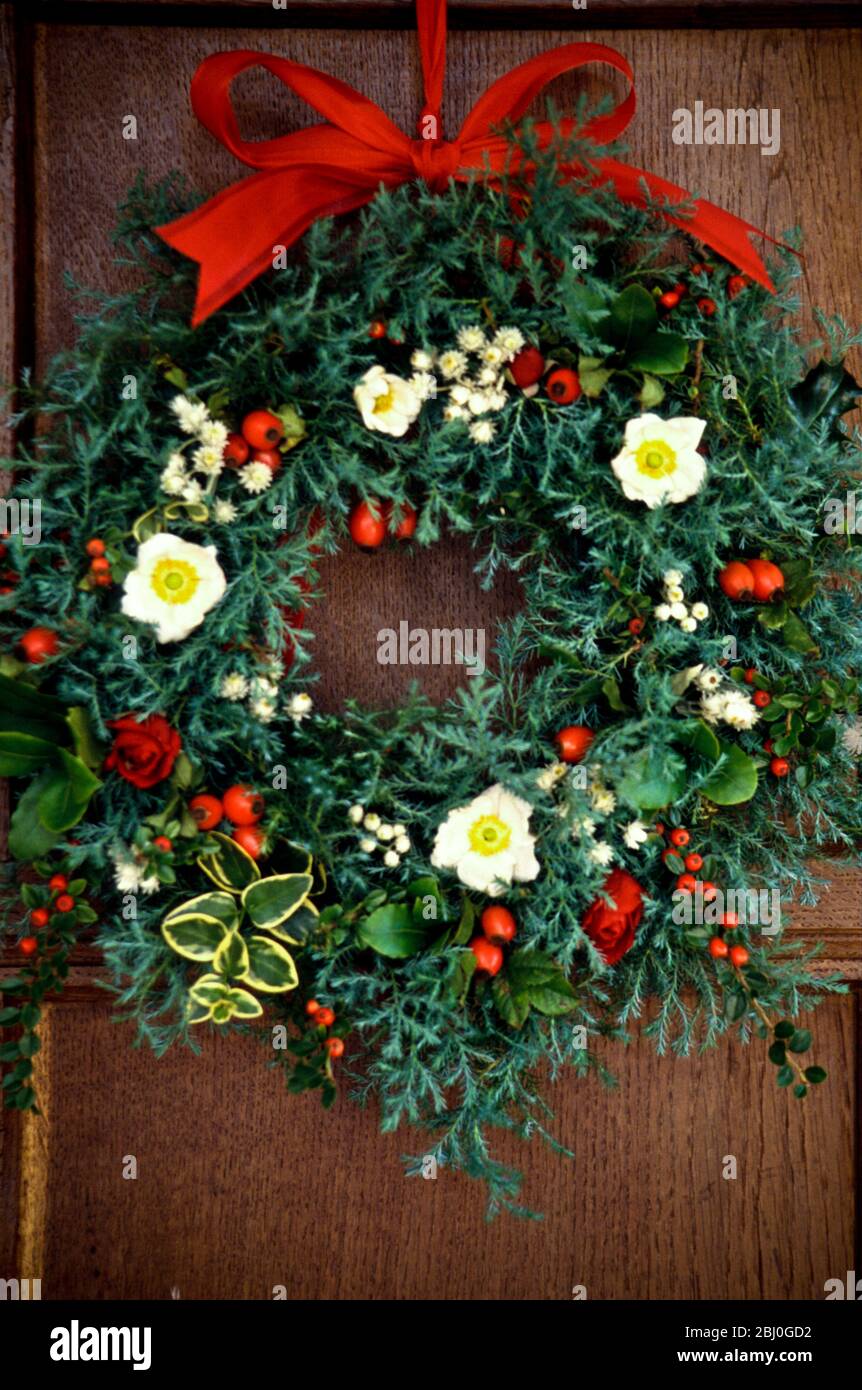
[21,873,76,956]
[305,999,344,1058]
[223,410,286,477]
[658,263,748,318]
[718,558,785,604]
[189,784,266,858]
[348,499,417,549]
[85,537,114,588]
[510,347,581,404]
[469,905,517,977]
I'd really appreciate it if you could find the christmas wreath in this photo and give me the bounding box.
[2,6,861,1216]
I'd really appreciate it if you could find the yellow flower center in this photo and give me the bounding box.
[372,386,395,415]
[468,814,512,857]
[150,557,200,606]
[635,439,677,478]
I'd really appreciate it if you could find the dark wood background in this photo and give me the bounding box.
[1,0,860,1299]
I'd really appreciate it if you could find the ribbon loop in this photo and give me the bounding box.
[410,137,461,191]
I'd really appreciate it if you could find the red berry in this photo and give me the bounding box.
[251,447,282,475]
[701,882,718,902]
[753,690,772,709]
[544,368,581,405]
[721,912,739,928]
[232,825,265,859]
[684,853,703,872]
[368,319,387,339]
[691,262,714,276]
[654,823,665,836]
[85,538,106,557]
[481,906,516,944]
[718,560,755,601]
[223,432,250,468]
[222,784,264,826]
[314,1006,335,1027]
[727,275,748,299]
[658,290,680,311]
[30,908,50,929]
[19,936,38,957]
[94,572,113,588]
[470,937,504,976]
[770,756,790,778]
[348,499,387,549]
[762,739,774,754]
[305,1000,320,1016]
[697,297,717,316]
[326,1036,345,1058]
[744,668,757,684]
[709,936,729,959]
[153,835,173,852]
[189,794,223,830]
[241,410,284,451]
[729,945,749,967]
[747,558,785,603]
[510,346,546,388]
[391,503,417,540]
[18,626,59,664]
[90,556,111,574]
[48,874,68,893]
[627,617,645,635]
[669,828,690,848]
[55,894,75,914]
[677,873,698,894]
[554,725,594,764]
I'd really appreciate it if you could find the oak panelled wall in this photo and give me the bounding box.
[1,1,860,1299]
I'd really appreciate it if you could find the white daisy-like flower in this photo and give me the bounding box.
[171,394,210,435]
[121,532,226,643]
[363,812,381,832]
[450,383,471,406]
[394,835,411,854]
[213,499,238,524]
[220,672,249,701]
[663,569,683,586]
[410,348,435,371]
[469,419,496,445]
[359,838,377,854]
[438,349,469,379]
[252,678,279,701]
[113,856,144,894]
[182,480,204,505]
[680,616,698,633]
[456,326,486,353]
[536,761,567,792]
[624,819,649,850]
[392,823,406,836]
[239,461,274,495]
[160,468,187,497]
[487,391,508,411]
[482,344,505,368]
[691,602,709,621]
[409,371,437,402]
[610,413,707,508]
[493,326,525,359]
[842,719,862,756]
[700,692,726,725]
[591,788,617,815]
[572,816,597,838]
[383,849,401,869]
[468,391,490,415]
[654,603,672,621]
[443,404,468,423]
[198,420,228,450]
[140,876,161,896]
[250,697,277,723]
[287,692,313,723]
[589,842,615,867]
[192,444,225,476]
[669,602,688,621]
[477,366,498,387]
[348,804,365,824]
[695,668,722,691]
[376,824,395,842]
[165,451,186,474]
[665,584,685,603]
[721,691,760,730]
[354,365,423,436]
[430,783,540,897]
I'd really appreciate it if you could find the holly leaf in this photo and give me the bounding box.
[790,358,861,438]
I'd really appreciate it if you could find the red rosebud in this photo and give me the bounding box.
[106,713,182,790]
[581,869,644,966]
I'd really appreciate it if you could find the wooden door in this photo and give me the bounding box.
[2,0,860,1300]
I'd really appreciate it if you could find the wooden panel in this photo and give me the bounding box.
[5,974,857,1299]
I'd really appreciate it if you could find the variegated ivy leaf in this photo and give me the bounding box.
[241,874,312,934]
[162,914,228,962]
[197,831,261,893]
[212,929,250,979]
[264,900,319,946]
[224,987,263,1019]
[240,935,299,994]
[163,891,239,933]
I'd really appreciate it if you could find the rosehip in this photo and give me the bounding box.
[391,503,417,539]
[727,275,748,299]
[305,1000,320,1016]
[326,1037,345,1058]
[348,499,386,549]
[658,290,681,311]
[709,936,729,958]
[85,538,106,557]
[223,432,250,468]
[669,828,690,848]
[481,905,516,943]
[90,556,111,574]
[510,347,546,387]
[684,853,704,872]
[55,894,75,914]
[222,785,264,826]
[697,297,717,316]
[721,912,739,928]
[368,320,387,339]
[718,560,755,602]
[18,626,59,664]
[19,936,38,957]
[470,937,504,976]
[544,368,581,404]
[744,668,757,684]
[554,725,594,763]
[314,1006,335,1027]
[232,825,265,859]
[628,617,645,635]
[153,836,173,852]
[251,447,282,475]
[189,794,223,830]
[770,756,790,777]
[677,874,699,894]
[241,410,284,451]
[753,690,772,709]
[747,558,785,603]
[729,945,749,967]
[762,739,774,754]
[702,882,718,901]
[30,908,50,929]
[48,874,68,893]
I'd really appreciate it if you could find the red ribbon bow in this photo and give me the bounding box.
[158,0,776,326]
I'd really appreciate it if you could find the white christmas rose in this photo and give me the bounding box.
[610,413,707,508]
[121,532,226,644]
[354,365,422,437]
[431,784,540,896]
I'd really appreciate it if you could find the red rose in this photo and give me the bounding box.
[106,713,181,789]
[581,869,644,965]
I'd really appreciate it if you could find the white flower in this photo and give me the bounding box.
[383,849,401,869]
[665,584,685,603]
[287,692,313,723]
[589,842,615,867]
[250,697,277,723]
[182,479,204,504]
[695,668,722,691]
[438,350,468,380]
[669,602,688,621]
[450,383,471,406]
[161,468,187,497]
[171,394,210,435]
[239,461,273,495]
[220,672,249,701]
[572,816,596,838]
[482,344,505,368]
[493,326,525,359]
[394,835,411,854]
[139,875,161,896]
[456,326,486,353]
[536,761,567,792]
[477,366,499,387]
[654,603,672,621]
[721,691,760,730]
[430,783,540,897]
[113,856,143,894]
[213,499,238,524]
[392,823,406,837]
[843,719,862,756]
[363,812,381,832]
[376,823,395,841]
[192,444,224,477]
[610,413,707,508]
[663,569,683,586]
[359,838,377,854]
[253,677,279,699]
[165,451,186,475]
[409,371,436,402]
[469,419,496,445]
[443,404,468,423]
[354,365,422,436]
[590,787,617,815]
[487,391,508,411]
[680,616,697,633]
[624,819,649,850]
[121,532,226,644]
[701,692,726,725]
[199,419,228,450]
[410,348,435,371]
[468,391,490,415]
[691,602,709,621]
[348,804,365,824]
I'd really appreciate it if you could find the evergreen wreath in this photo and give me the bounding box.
[2,125,861,1216]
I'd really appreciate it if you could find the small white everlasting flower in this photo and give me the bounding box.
[468,391,490,415]
[590,788,617,815]
[250,697,277,723]
[690,602,709,621]
[493,326,525,359]
[410,348,435,371]
[469,419,496,445]
[536,762,567,792]
[363,812,381,832]
[287,692,313,723]
[695,668,722,691]
[438,349,468,379]
[199,419,228,450]
[392,823,406,837]
[654,604,672,621]
[140,875,162,896]
[669,602,688,621]
[394,835,411,854]
[843,720,862,756]
[213,499,238,524]
[220,672,249,701]
[192,444,224,477]
[665,584,685,603]
[456,325,486,353]
[663,569,683,586]
[161,469,186,497]
[182,479,204,504]
[589,842,615,867]
[443,403,468,423]
[113,857,144,894]
[409,372,436,402]
[624,819,649,850]
[482,344,505,368]
[171,394,210,435]
[376,824,395,842]
[383,849,401,869]
[571,816,596,838]
[239,461,274,495]
[359,838,377,854]
[680,616,698,633]
[348,804,365,824]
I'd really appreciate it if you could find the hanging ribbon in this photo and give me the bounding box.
[158,0,777,327]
